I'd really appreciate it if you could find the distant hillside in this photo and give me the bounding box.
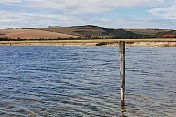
[155,30,176,38]
[0,29,78,40]
[125,28,168,37]
[0,25,172,40]
[37,25,144,39]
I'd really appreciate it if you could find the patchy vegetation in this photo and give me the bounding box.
[125,28,168,36]
[0,39,176,47]
[38,25,144,39]
[156,30,176,38]
[0,25,175,40]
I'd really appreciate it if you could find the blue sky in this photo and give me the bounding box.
[0,0,176,29]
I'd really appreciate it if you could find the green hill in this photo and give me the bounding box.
[37,25,144,39]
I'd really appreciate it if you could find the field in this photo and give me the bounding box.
[0,29,78,39]
[125,28,169,36]
[0,26,173,40]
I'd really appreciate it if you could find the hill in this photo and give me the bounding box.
[0,29,78,40]
[155,30,176,38]
[125,28,168,37]
[37,25,143,39]
[0,25,172,40]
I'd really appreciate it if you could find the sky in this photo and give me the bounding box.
[0,0,176,29]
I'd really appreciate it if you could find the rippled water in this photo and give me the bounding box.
[0,46,175,117]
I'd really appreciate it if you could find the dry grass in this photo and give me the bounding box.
[0,38,176,44]
[0,29,78,39]
[0,39,176,47]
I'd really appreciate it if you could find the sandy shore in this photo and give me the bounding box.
[106,41,176,47]
[0,41,176,47]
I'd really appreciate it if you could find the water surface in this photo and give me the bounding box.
[0,46,175,116]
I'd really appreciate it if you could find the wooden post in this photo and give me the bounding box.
[120,41,125,106]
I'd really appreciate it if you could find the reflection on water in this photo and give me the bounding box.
[0,46,175,116]
[121,105,126,112]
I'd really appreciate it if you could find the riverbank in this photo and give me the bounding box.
[0,39,176,47]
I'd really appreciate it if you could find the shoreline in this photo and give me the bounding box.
[0,41,176,47]
[0,39,176,47]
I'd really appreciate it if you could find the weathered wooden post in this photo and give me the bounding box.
[120,41,125,106]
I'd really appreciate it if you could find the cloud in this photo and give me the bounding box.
[0,0,167,14]
[0,9,87,28]
[1,8,175,29]
[0,0,175,29]
[148,3,176,19]
[88,18,176,29]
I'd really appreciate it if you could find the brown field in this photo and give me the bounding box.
[0,29,79,39]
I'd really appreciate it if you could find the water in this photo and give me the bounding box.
[0,46,175,117]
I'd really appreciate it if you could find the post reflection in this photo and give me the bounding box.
[121,105,127,117]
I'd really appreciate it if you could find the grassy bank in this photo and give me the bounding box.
[0,38,176,47]
[0,38,176,44]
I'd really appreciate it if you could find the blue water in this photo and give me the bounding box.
[0,46,175,117]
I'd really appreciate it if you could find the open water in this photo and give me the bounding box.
[0,46,175,117]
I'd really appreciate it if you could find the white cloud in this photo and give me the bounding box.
[0,0,176,29]
[0,0,167,14]
[29,0,166,14]
[88,18,176,29]
[0,0,22,5]
[0,9,87,28]
[148,3,176,19]
[0,9,175,29]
